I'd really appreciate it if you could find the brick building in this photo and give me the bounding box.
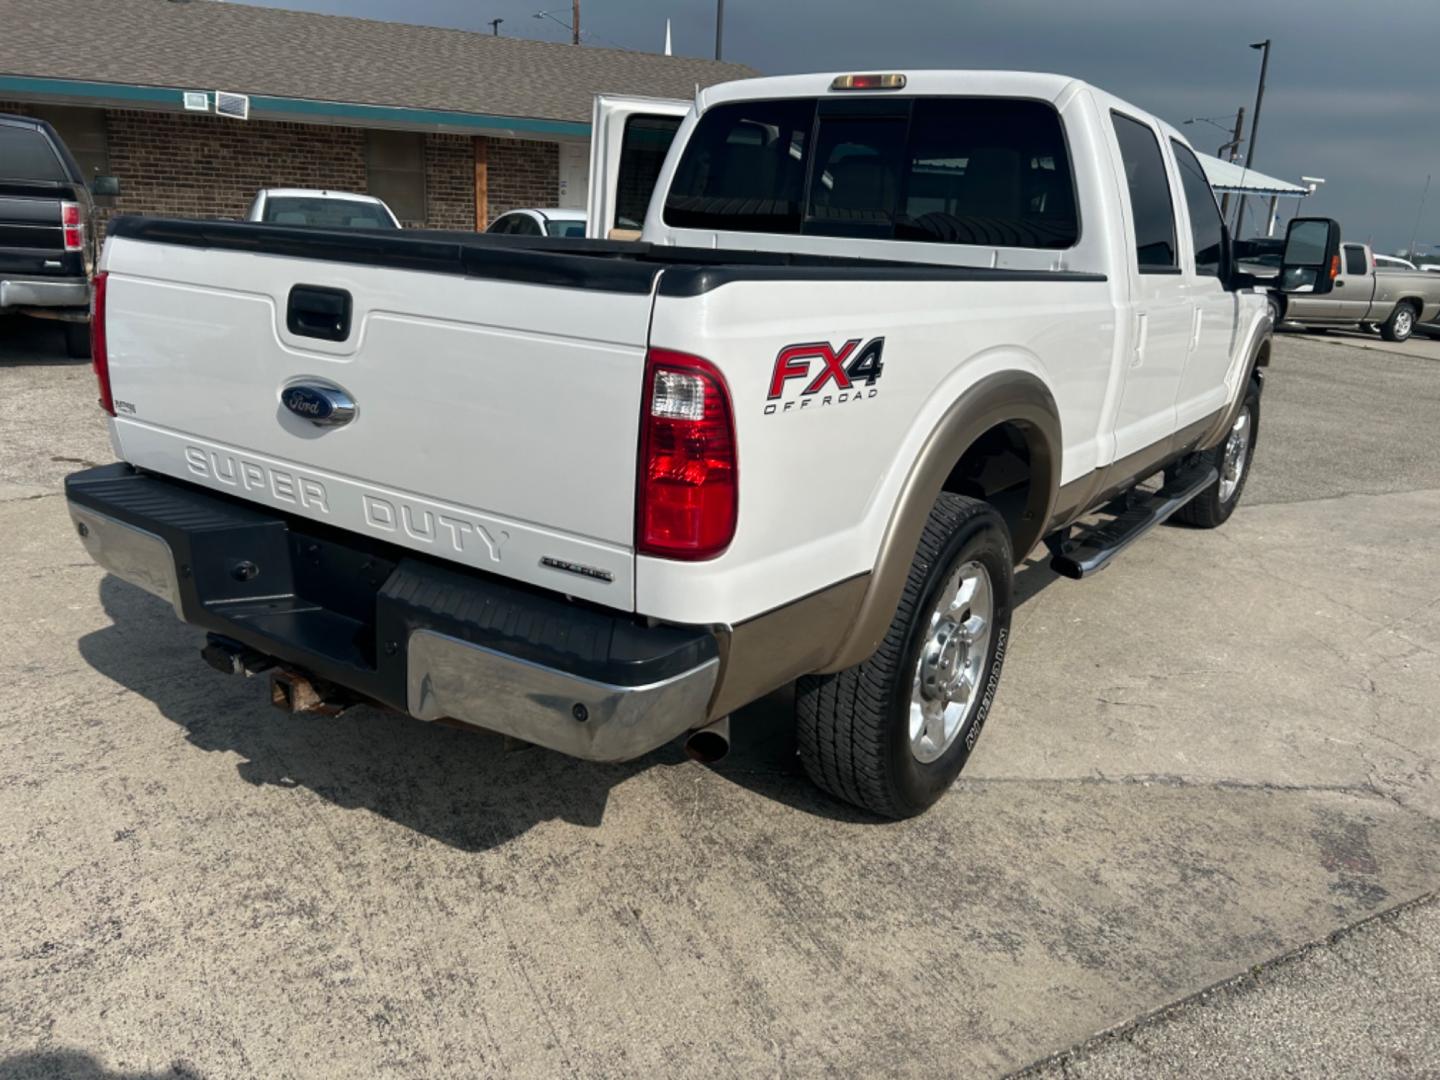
[0,0,752,234]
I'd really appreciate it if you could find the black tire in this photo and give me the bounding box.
[795,494,1014,819]
[1381,302,1417,343]
[63,320,91,359]
[1171,377,1260,528]
[1266,294,1281,327]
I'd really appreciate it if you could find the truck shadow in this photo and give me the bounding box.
[78,577,684,853]
[78,557,1065,840]
[0,1050,196,1080]
[0,313,86,365]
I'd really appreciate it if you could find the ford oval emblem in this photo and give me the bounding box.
[281,383,356,427]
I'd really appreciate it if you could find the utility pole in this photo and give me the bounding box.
[1233,39,1271,240]
[715,0,725,60]
[1219,106,1245,218]
[488,17,502,35]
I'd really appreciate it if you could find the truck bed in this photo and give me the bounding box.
[108,216,1105,293]
[99,216,1105,615]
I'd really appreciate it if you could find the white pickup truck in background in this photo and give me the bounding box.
[67,70,1288,818]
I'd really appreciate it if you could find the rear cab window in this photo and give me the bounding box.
[1110,112,1178,272]
[262,197,394,229]
[664,95,1080,250]
[0,124,68,183]
[1344,245,1369,276]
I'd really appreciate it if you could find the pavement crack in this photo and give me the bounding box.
[1006,891,1440,1079]
[0,491,62,504]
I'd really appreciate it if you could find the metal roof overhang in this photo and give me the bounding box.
[0,73,591,140]
[1199,155,1309,197]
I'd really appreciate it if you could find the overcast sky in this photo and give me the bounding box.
[249,0,1439,253]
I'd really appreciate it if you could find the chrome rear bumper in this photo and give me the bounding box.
[408,630,717,761]
[65,465,719,763]
[0,276,89,311]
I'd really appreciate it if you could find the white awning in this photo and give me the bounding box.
[1199,156,1310,197]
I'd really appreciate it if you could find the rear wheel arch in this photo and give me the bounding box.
[821,371,1060,673]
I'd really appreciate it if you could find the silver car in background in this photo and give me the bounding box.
[1274,226,1440,342]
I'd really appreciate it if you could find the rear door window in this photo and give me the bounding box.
[0,125,67,183]
[1170,140,1224,277]
[1344,245,1368,276]
[664,95,1079,250]
[1111,112,1178,271]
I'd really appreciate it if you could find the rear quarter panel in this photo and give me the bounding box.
[639,275,1117,625]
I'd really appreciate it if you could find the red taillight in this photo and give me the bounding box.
[61,200,83,251]
[637,347,737,560]
[91,271,114,415]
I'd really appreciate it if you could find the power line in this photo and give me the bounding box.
[531,9,626,49]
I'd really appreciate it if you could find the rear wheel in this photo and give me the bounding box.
[1171,377,1260,529]
[1381,302,1417,343]
[795,494,1014,819]
[63,320,90,359]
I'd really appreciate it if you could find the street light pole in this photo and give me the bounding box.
[1233,39,1271,240]
[1221,106,1245,218]
[715,0,725,60]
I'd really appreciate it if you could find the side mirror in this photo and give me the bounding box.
[91,175,121,197]
[1280,216,1341,295]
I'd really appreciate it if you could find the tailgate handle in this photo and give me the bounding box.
[286,285,352,342]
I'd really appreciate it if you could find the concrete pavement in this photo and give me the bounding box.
[1017,893,1440,1079]
[1,332,1437,1078]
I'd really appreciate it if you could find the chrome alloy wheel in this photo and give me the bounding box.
[1393,306,1414,339]
[909,559,993,764]
[1219,406,1252,503]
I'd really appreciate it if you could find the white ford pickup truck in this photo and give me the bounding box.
[67,71,1293,818]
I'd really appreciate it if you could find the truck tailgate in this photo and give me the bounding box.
[100,228,659,609]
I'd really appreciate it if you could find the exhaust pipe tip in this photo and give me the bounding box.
[684,716,730,764]
[268,668,347,716]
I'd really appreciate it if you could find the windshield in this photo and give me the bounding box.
[0,125,68,183]
[544,219,587,238]
[665,95,1079,249]
[261,196,396,229]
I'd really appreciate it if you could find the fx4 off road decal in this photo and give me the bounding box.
[763,336,885,416]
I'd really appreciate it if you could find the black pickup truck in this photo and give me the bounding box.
[0,113,109,357]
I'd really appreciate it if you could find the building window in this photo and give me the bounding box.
[366,130,426,223]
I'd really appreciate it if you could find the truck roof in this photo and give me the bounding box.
[256,188,389,204]
[697,70,1088,110]
[692,70,1189,150]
